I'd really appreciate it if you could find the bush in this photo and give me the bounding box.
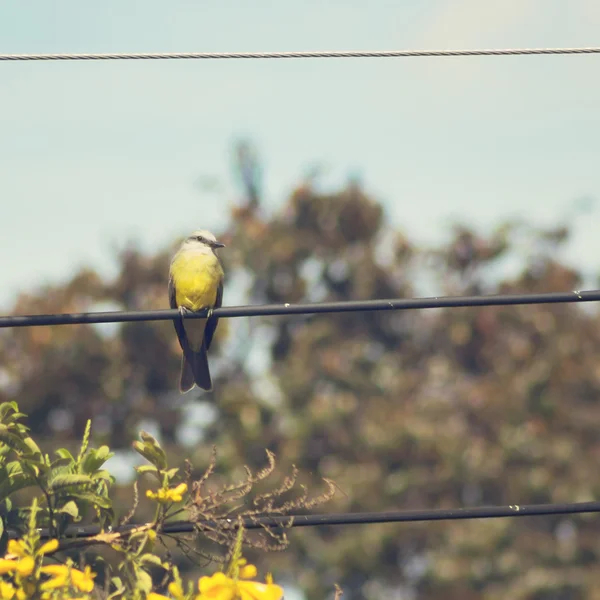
[0,401,336,599]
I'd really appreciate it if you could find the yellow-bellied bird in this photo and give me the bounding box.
[168,230,225,393]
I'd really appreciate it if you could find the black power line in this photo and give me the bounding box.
[16,500,600,541]
[0,289,598,330]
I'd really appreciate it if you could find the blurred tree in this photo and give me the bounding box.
[1,150,599,599]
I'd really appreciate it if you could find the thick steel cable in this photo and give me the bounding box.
[0,289,598,329]
[1,47,600,62]
[12,500,600,541]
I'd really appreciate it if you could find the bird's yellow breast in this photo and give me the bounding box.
[170,250,223,312]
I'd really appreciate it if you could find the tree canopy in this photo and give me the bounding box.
[1,152,598,599]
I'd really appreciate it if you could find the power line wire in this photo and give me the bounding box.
[17,500,600,541]
[0,289,598,329]
[2,46,600,62]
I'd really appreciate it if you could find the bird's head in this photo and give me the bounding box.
[183,229,225,250]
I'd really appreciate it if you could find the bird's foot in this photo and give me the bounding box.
[179,306,193,319]
[206,308,214,319]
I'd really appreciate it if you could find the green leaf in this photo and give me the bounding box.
[135,465,158,474]
[5,461,24,477]
[50,457,74,470]
[107,577,125,600]
[95,445,112,461]
[91,469,115,484]
[138,432,167,467]
[166,467,179,479]
[57,500,79,520]
[21,462,40,478]
[48,473,93,492]
[67,491,112,510]
[0,402,19,422]
[81,445,114,473]
[138,553,163,568]
[21,436,42,459]
[140,430,167,468]
[127,530,148,543]
[0,473,37,501]
[0,425,33,454]
[134,465,161,482]
[139,430,158,444]
[46,465,73,486]
[132,441,167,471]
[135,568,153,594]
[54,448,75,462]
[0,463,38,500]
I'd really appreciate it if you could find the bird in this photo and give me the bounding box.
[168,229,225,393]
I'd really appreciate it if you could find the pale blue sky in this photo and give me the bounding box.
[1,0,600,309]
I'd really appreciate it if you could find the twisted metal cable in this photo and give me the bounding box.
[1,46,600,62]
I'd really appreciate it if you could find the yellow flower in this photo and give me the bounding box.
[0,581,15,600]
[15,586,29,600]
[237,580,284,600]
[40,574,68,591]
[15,556,34,577]
[2,540,35,578]
[38,539,59,555]
[0,559,17,575]
[40,563,96,593]
[197,572,237,600]
[239,564,258,580]
[6,540,26,558]
[169,483,188,502]
[168,581,185,599]
[197,570,283,600]
[41,564,69,590]
[71,565,96,593]
[146,483,188,504]
[41,564,69,576]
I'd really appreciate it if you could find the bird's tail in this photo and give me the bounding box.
[179,344,212,393]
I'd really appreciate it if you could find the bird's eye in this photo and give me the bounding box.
[197,236,204,242]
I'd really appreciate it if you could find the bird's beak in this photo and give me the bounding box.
[213,242,226,248]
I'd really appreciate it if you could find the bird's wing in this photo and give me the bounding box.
[168,274,189,352]
[204,278,223,351]
[168,273,177,309]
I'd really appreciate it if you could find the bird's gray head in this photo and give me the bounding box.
[182,229,225,250]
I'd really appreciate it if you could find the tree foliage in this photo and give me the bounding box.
[0,150,598,598]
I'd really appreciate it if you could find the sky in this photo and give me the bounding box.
[1,0,600,309]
